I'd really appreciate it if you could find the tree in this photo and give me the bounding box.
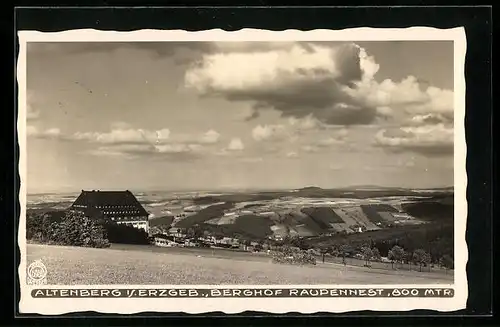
[26,212,55,243]
[371,247,381,262]
[361,246,373,266]
[439,254,454,273]
[339,244,350,266]
[290,236,309,250]
[52,210,110,248]
[186,225,203,240]
[329,246,340,258]
[103,222,149,245]
[320,247,329,263]
[388,245,405,269]
[413,249,431,272]
[193,225,204,240]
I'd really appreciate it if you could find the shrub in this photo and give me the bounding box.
[272,246,316,266]
[440,254,454,270]
[27,210,110,248]
[26,212,55,243]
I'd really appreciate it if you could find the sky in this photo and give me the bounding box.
[25,41,455,193]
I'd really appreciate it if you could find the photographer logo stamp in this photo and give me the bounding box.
[27,260,47,285]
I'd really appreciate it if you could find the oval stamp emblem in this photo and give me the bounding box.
[27,260,47,285]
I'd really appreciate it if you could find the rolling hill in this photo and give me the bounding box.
[170,191,453,241]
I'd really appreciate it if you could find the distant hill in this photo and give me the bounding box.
[174,202,234,228]
[401,199,454,222]
[167,189,454,241]
[301,207,345,228]
[297,186,324,191]
[149,216,174,228]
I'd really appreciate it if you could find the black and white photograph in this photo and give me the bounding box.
[17,28,467,314]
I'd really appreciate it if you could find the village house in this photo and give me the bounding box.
[154,237,180,248]
[70,190,150,232]
[168,227,187,238]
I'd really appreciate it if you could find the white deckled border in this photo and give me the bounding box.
[17,27,467,315]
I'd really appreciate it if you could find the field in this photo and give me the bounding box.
[26,244,453,285]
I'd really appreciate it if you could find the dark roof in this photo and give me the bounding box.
[71,190,149,217]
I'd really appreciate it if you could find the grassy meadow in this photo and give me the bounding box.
[26,243,453,285]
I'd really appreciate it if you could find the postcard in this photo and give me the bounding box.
[17,26,467,314]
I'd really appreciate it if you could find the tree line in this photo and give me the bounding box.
[273,235,454,271]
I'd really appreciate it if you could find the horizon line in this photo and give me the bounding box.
[26,184,455,195]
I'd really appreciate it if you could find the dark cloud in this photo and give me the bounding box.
[27,42,212,58]
[87,144,203,162]
[409,113,454,125]
[185,42,381,126]
[225,75,376,125]
[185,41,454,128]
[244,109,261,121]
[374,143,454,157]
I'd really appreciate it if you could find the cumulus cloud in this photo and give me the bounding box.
[27,126,61,139]
[286,151,299,158]
[70,124,220,147]
[86,143,202,161]
[374,123,453,156]
[185,42,453,127]
[200,129,221,144]
[216,138,246,156]
[227,138,245,151]
[288,115,323,131]
[346,76,454,124]
[155,143,202,154]
[47,123,221,160]
[252,124,288,142]
[302,128,348,150]
[72,127,171,145]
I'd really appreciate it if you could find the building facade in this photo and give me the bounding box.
[70,190,150,232]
